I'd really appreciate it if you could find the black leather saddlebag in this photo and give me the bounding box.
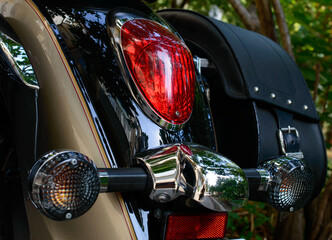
[159,9,327,199]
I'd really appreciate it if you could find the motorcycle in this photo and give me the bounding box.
[0,0,327,239]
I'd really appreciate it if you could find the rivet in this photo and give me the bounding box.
[65,212,72,220]
[289,207,294,212]
[271,93,276,99]
[71,159,78,166]
[175,111,181,117]
[301,166,305,171]
[287,99,292,105]
[303,105,308,111]
[254,87,259,92]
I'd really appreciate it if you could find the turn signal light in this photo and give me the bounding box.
[29,151,100,220]
[259,157,313,212]
[121,19,196,125]
[165,212,228,240]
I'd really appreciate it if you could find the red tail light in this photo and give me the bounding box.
[121,19,196,125]
[165,212,228,240]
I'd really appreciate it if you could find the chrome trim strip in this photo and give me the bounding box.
[256,169,271,191]
[99,170,109,192]
[135,143,249,212]
[0,32,39,90]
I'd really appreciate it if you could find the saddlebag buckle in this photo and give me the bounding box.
[278,126,304,159]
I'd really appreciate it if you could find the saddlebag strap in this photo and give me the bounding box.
[274,108,304,159]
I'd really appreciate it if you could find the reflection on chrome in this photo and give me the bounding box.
[135,143,249,212]
[0,32,39,90]
[257,157,313,212]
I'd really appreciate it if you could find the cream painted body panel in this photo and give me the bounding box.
[0,0,135,239]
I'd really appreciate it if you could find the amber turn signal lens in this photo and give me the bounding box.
[165,212,228,240]
[29,151,100,220]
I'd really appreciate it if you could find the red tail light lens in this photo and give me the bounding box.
[165,213,228,240]
[121,19,196,125]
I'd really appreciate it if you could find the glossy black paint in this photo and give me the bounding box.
[43,3,216,165]
[35,1,216,239]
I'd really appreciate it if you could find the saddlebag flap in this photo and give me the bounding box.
[159,9,327,199]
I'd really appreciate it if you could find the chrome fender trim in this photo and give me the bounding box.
[135,143,249,212]
[0,31,39,90]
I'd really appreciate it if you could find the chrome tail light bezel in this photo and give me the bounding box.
[106,9,196,130]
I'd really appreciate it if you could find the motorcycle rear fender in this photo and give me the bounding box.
[0,1,136,239]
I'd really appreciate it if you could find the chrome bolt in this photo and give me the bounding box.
[303,105,308,111]
[155,193,171,203]
[65,212,72,220]
[71,159,78,166]
[289,207,294,212]
[287,99,292,105]
[254,87,259,92]
[271,93,276,99]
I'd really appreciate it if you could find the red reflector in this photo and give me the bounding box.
[121,19,196,125]
[165,213,228,240]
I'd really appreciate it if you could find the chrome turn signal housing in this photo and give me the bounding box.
[28,144,250,220]
[135,143,249,212]
[29,151,100,220]
[258,157,314,212]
